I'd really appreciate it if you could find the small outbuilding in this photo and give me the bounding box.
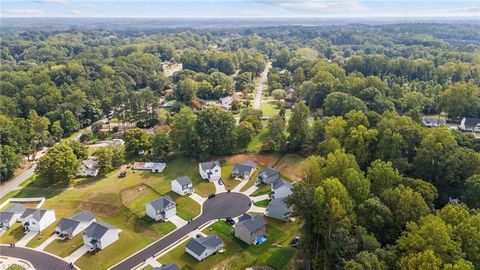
[171,176,194,196]
[146,196,176,221]
[186,234,224,261]
[133,162,166,173]
[83,221,120,250]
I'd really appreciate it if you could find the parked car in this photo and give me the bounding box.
[225,217,235,225]
[119,171,127,178]
[208,193,216,199]
[289,236,300,248]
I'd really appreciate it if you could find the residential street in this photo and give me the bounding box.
[0,246,72,270]
[111,192,251,270]
[252,62,271,109]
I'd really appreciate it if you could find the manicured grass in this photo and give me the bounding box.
[240,165,264,192]
[250,184,271,197]
[140,265,154,270]
[44,234,85,258]
[169,193,201,221]
[26,223,56,248]
[220,163,241,190]
[6,264,26,270]
[254,199,270,207]
[0,223,25,244]
[247,124,269,153]
[260,102,292,117]
[158,218,301,270]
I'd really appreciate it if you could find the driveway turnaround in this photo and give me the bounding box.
[111,192,251,270]
[0,245,71,270]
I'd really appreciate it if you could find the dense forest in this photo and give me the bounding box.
[1,22,480,270]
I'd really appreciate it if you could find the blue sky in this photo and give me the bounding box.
[1,0,479,18]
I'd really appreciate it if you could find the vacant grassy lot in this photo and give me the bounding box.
[158,217,301,270]
[247,124,269,153]
[274,154,306,181]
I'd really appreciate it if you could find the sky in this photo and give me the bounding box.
[1,0,479,19]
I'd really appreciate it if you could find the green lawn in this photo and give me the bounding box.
[220,163,241,190]
[0,223,25,244]
[6,264,26,270]
[250,185,271,197]
[240,165,264,192]
[158,218,301,270]
[26,223,56,248]
[260,102,291,117]
[44,234,85,258]
[247,124,269,153]
[254,199,270,207]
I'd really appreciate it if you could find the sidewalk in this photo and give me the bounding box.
[232,180,249,193]
[242,184,259,196]
[251,194,270,202]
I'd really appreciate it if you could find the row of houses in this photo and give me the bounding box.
[422,116,480,132]
[0,205,120,251]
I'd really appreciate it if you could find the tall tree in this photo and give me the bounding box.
[287,101,310,151]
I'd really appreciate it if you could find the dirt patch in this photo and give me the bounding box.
[120,184,159,206]
[223,154,280,167]
[274,154,306,182]
[80,201,120,218]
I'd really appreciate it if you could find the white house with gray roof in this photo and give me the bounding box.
[257,167,280,184]
[55,211,96,239]
[234,214,267,245]
[20,208,56,232]
[1,212,16,229]
[154,264,179,270]
[232,161,257,181]
[83,221,119,250]
[77,157,100,177]
[271,179,293,199]
[186,234,224,261]
[146,196,176,221]
[266,198,292,221]
[199,161,221,181]
[171,176,194,196]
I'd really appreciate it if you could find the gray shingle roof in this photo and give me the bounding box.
[200,161,220,170]
[233,161,257,174]
[272,179,292,190]
[154,264,179,270]
[463,117,480,128]
[5,203,27,214]
[186,234,223,256]
[83,221,116,239]
[260,167,279,178]
[149,196,175,211]
[56,218,80,235]
[0,212,15,224]
[72,211,95,222]
[236,215,266,233]
[175,176,192,186]
[268,198,291,211]
[20,208,49,221]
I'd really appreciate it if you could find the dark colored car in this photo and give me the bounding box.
[208,193,216,199]
[289,237,300,248]
[225,217,235,225]
[119,171,127,178]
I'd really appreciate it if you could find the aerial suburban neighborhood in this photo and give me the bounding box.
[1,3,480,270]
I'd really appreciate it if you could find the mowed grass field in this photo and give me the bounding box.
[158,217,301,270]
[0,157,214,270]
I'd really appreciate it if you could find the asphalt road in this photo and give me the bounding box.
[0,166,36,199]
[253,62,271,110]
[0,246,72,270]
[111,192,251,270]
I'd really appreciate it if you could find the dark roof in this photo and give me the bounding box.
[200,161,220,170]
[149,196,175,211]
[238,213,252,222]
[175,176,192,186]
[56,218,80,235]
[5,203,27,214]
[72,211,96,222]
[154,264,179,270]
[83,221,116,239]
[260,167,279,178]
[186,234,223,256]
[268,198,291,211]
[233,161,257,174]
[272,179,292,190]
[463,117,480,127]
[20,208,50,221]
[236,215,266,233]
[0,212,15,224]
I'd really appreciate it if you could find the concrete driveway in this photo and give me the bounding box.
[64,245,90,263]
[16,231,37,247]
[111,192,251,270]
[168,215,187,228]
[35,234,58,251]
[0,245,72,270]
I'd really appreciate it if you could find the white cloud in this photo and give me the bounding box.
[2,8,46,17]
[257,0,367,13]
[68,9,83,16]
[83,2,98,10]
[34,0,70,5]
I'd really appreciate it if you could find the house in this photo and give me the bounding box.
[459,117,480,132]
[133,162,166,173]
[4,203,26,221]
[83,221,119,250]
[146,196,176,221]
[185,234,224,261]
[199,161,221,182]
[0,212,16,228]
[55,211,96,239]
[232,161,257,181]
[257,167,280,185]
[421,116,446,127]
[20,208,56,232]
[154,264,179,270]
[171,176,194,196]
[220,96,234,110]
[271,179,293,199]
[78,157,99,177]
[234,214,267,245]
[266,198,292,221]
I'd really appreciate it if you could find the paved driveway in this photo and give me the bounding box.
[0,246,71,270]
[111,192,251,270]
